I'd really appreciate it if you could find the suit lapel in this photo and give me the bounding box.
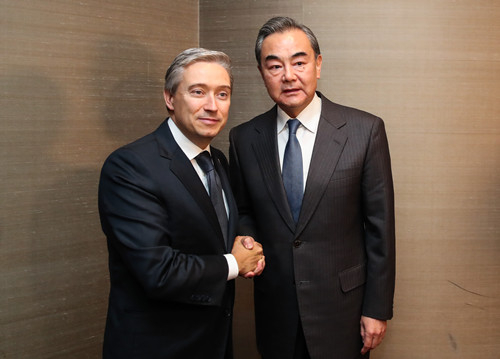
[295,96,347,237]
[156,121,226,249]
[251,108,297,232]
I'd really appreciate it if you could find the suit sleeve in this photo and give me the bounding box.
[98,147,229,306]
[361,118,396,320]
[229,128,258,238]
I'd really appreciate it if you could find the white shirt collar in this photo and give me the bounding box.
[277,93,322,134]
[168,118,209,160]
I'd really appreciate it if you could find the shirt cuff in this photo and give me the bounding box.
[224,254,239,281]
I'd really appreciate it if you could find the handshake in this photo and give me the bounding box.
[231,236,265,278]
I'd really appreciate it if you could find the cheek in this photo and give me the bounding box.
[220,103,231,117]
[187,101,203,115]
[265,79,281,93]
[263,73,277,83]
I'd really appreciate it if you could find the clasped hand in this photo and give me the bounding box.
[231,236,265,278]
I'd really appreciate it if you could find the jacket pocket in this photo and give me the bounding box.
[339,263,366,293]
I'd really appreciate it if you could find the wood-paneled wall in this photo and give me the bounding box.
[0,1,197,357]
[201,1,500,358]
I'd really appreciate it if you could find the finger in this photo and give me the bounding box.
[361,335,373,355]
[243,271,255,278]
[252,241,263,251]
[254,257,265,275]
[254,261,263,274]
[241,236,254,249]
[361,340,371,354]
[371,335,382,349]
[360,345,370,355]
[371,331,385,349]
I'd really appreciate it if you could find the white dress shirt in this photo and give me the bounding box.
[168,119,238,281]
[277,93,322,191]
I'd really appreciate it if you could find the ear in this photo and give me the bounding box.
[315,54,323,79]
[163,89,175,111]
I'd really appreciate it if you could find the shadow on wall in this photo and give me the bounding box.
[0,36,166,358]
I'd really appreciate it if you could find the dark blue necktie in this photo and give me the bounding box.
[196,151,228,243]
[282,119,303,222]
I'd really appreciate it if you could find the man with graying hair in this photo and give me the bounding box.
[230,17,395,358]
[99,47,265,359]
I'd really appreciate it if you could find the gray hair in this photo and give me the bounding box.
[255,16,321,65]
[164,48,233,94]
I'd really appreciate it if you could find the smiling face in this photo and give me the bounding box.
[164,61,231,149]
[259,29,322,118]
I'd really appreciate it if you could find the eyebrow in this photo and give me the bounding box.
[291,51,308,59]
[219,85,232,93]
[264,51,308,62]
[187,84,232,93]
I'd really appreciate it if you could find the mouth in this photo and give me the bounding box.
[282,88,300,95]
[198,117,220,125]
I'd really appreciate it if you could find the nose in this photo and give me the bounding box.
[282,64,296,82]
[204,93,218,112]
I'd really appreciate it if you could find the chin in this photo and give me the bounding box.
[281,93,305,103]
[281,101,306,112]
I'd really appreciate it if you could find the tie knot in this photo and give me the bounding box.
[287,118,301,135]
[196,151,214,173]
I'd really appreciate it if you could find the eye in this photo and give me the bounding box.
[266,65,283,76]
[190,89,204,96]
[265,62,282,73]
[217,91,230,100]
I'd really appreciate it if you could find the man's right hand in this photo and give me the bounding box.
[231,236,265,278]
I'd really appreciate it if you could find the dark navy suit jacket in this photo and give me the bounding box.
[99,119,238,359]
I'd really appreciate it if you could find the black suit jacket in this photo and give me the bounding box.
[229,93,395,359]
[99,119,238,359]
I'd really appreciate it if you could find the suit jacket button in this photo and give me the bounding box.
[293,240,302,248]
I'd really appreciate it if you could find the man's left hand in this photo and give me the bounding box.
[360,316,387,355]
[238,236,265,278]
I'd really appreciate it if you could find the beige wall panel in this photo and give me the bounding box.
[0,0,198,357]
[201,0,500,358]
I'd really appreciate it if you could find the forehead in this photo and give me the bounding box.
[261,29,313,59]
[181,61,231,86]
